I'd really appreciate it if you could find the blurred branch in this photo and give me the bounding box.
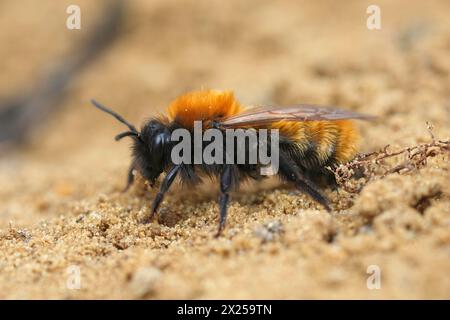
[0,0,125,152]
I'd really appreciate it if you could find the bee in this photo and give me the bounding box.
[92,89,371,236]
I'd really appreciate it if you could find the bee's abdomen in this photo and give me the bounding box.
[277,120,359,169]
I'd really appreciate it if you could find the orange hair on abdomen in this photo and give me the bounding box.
[332,120,359,163]
[269,119,359,165]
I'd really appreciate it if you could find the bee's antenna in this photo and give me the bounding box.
[91,99,139,134]
[115,131,138,141]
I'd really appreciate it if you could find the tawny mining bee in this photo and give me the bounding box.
[92,89,371,236]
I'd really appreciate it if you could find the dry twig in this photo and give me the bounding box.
[333,122,449,194]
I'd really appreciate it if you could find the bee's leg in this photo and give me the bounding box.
[216,165,235,237]
[147,165,180,221]
[279,153,331,212]
[122,162,135,193]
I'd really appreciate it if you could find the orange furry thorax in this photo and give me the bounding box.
[167,90,242,129]
[166,89,359,164]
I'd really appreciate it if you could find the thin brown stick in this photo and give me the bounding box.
[332,122,449,194]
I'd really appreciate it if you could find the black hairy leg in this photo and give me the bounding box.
[278,152,331,211]
[146,165,180,222]
[216,165,236,237]
[122,162,136,192]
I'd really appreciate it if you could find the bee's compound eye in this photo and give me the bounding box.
[154,133,165,146]
[147,121,164,133]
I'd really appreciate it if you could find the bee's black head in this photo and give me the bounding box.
[91,100,170,186]
[132,120,170,185]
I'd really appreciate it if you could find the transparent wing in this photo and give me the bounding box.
[219,104,374,128]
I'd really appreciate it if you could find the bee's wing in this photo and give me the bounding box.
[218,104,374,128]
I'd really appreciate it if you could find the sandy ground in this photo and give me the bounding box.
[0,0,449,299]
